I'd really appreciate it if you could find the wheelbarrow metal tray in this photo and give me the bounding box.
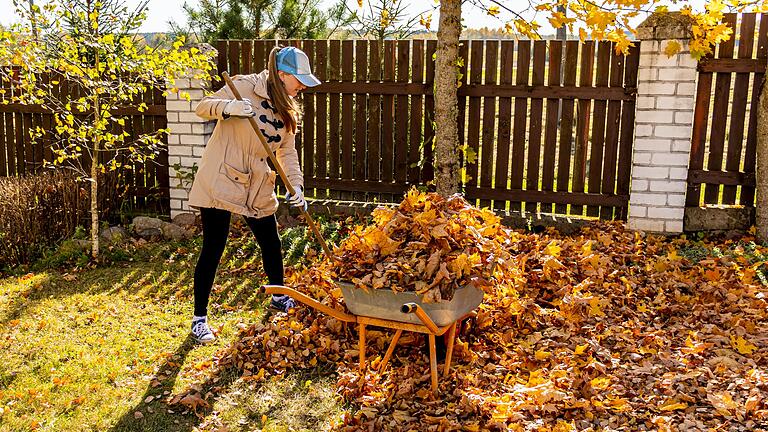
[337,281,483,327]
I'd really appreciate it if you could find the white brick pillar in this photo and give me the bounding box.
[166,50,217,218]
[628,13,696,234]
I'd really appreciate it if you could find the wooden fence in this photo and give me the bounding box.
[688,12,768,211]
[217,38,640,219]
[0,71,170,215]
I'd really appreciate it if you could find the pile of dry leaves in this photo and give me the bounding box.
[334,189,515,302]
[173,190,768,431]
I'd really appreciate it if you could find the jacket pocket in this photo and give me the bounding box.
[214,163,251,207]
[249,170,277,211]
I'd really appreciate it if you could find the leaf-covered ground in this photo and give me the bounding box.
[181,192,768,431]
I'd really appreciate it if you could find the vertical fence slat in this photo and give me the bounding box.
[480,40,498,209]
[341,40,354,200]
[541,40,562,214]
[367,40,381,201]
[145,86,158,210]
[555,41,578,215]
[423,40,437,182]
[616,44,640,220]
[510,41,530,212]
[457,41,469,176]
[743,13,768,206]
[394,40,410,190]
[381,40,395,186]
[315,40,328,199]
[599,49,623,217]
[409,40,424,186]
[572,41,595,215]
[600,47,626,218]
[381,40,397,200]
[42,72,55,166]
[0,81,6,176]
[302,40,316,198]
[2,73,12,176]
[493,40,514,212]
[242,40,253,74]
[228,40,241,76]
[704,13,737,204]
[465,40,484,203]
[354,40,368,201]
[155,86,170,213]
[525,41,547,214]
[687,59,714,207]
[587,41,611,217]
[15,73,25,174]
[254,40,266,73]
[216,40,227,89]
[722,14,756,204]
[328,40,341,199]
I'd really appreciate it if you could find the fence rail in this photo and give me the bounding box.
[0,69,170,215]
[688,12,768,209]
[217,38,640,219]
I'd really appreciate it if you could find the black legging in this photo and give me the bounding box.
[193,207,283,316]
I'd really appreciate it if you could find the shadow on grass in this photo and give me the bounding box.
[0,250,266,327]
[108,334,244,432]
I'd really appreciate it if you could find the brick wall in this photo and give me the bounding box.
[628,14,697,234]
[166,76,215,218]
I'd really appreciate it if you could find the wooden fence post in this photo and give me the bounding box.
[628,13,697,234]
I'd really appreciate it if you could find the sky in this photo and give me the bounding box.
[0,0,709,34]
[0,0,511,33]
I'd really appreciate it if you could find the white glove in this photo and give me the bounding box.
[284,186,307,211]
[223,99,255,117]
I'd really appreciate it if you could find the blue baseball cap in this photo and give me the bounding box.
[276,47,322,87]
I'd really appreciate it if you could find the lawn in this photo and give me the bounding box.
[0,218,348,432]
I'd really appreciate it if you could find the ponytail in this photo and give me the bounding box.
[267,46,302,134]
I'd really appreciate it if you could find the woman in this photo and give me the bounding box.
[187,46,321,343]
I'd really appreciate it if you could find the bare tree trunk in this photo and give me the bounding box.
[434,0,461,197]
[556,5,567,41]
[757,66,768,242]
[91,0,100,257]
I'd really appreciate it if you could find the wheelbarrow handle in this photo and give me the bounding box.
[262,285,357,323]
[401,302,439,334]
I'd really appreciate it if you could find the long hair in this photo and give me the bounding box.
[267,46,302,134]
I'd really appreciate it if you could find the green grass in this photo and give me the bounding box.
[0,221,349,432]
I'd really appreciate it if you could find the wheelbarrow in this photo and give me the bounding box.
[261,282,483,396]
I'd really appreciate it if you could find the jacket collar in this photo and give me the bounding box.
[242,70,271,100]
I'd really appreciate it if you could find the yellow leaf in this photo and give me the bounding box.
[544,240,561,257]
[487,5,500,16]
[730,335,757,355]
[574,344,588,355]
[590,377,611,390]
[535,350,551,360]
[658,400,688,411]
[664,40,682,57]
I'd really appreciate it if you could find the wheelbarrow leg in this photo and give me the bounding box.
[428,334,438,396]
[379,329,403,372]
[358,323,366,371]
[444,322,457,377]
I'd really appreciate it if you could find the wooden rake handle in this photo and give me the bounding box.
[221,71,336,262]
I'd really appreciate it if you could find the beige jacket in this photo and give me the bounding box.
[188,70,303,218]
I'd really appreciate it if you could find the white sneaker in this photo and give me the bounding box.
[191,318,215,344]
